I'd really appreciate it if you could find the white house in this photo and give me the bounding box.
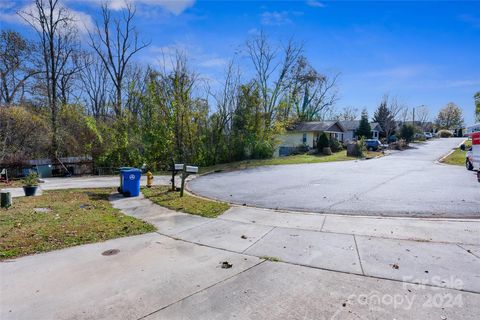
[275,121,345,157]
[339,120,382,141]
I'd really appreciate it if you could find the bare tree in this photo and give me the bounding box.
[19,0,78,157]
[246,31,302,130]
[79,52,111,118]
[58,48,82,105]
[334,106,359,121]
[416,105,431,131]
[89,3,149,117]
[399,105,410,124]
[124,62,147,117]
[287,56,339,121]
[0,30,40,105]
[386,96,405,137]
[210,60,241,163]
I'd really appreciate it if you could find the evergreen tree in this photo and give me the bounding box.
[400,124,415,143]
[356,110,372,139]
[316,132,330,152]
[373,99,395,138]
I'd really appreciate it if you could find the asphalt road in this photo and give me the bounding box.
[189,138,480,218]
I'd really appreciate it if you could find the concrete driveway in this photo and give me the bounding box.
[189,138,480,218]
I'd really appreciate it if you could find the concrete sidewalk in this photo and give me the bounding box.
[110,196,480,293]
[3,231,479,320]
[2,194,479,319]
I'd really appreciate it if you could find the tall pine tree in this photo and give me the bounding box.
[373,98,395,139]
[356,110,372,139]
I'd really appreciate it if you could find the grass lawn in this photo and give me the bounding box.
[142,185,229,218]
[0,179,27,188]
[441,139,471,166]
[199,151,359,174]
[0,188,155,260]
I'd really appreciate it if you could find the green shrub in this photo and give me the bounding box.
[23,172,39,186]
[400,125,415,143]
[316,132,330,153]
[356,137,366,157]
[437,129,453,138]
[251,140,275,159]
[329,138,343,152]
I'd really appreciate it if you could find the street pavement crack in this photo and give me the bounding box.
[136,260,267,320]
[353,234,365,275]
[241,226,276,254]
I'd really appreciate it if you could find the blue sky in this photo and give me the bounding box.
[1,0,479,124]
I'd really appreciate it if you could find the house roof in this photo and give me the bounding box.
[339,120,360,131]
[339,120,383,132]
[370,122,382,131]
[289,121,345,133]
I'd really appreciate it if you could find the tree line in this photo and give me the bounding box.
[0,0,476,170]
[0,0,341,169]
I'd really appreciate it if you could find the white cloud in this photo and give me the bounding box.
[78,0,195,15]
[0,1,16,10]
[1,2,94,35]
[148,42,227,71]
[261,11,292,26]
[198,57,228,68]
[306,1,325,8]
[70,8,95,34]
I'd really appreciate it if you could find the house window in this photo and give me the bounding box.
[302,133,307,143]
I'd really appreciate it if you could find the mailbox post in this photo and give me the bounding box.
[180,164,198,197]
[170,158,184,191]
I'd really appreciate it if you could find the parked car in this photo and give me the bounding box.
[387,135,397,143]
[424,132,433,139]
[414,132,427,140]
[364,139,386,151]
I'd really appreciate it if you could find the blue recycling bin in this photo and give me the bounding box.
[119,168,141,197]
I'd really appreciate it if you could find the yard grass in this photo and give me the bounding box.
[0,179,28,188]
[199,151,358,174]
[0,188,155,260]
[142,185,229,218]
[441,139,471,166]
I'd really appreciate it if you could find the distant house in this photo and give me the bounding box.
[275,121,345,157]
[339,120,382,141]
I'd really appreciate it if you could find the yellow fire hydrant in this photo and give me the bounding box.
[146,171,154,188]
